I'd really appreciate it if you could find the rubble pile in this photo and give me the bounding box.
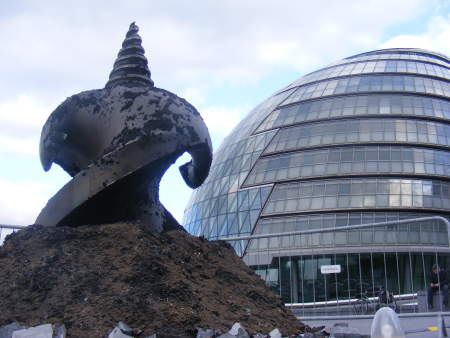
[0,223,307,337]
[0,321,330,338]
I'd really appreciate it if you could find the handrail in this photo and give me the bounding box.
[286,293,417,308]
[219,216,450,243]
[0,224,27,230]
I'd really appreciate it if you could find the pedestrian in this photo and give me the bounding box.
[427,264,449,310]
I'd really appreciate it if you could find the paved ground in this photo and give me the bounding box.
[303,313,450,337]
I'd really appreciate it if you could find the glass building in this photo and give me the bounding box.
[183,48,450,307]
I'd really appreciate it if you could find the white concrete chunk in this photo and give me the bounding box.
[269,328,281,338]
[54,324,67,338]
[228,323,250,338]
[12,324,53,338]
[108,327,133,338]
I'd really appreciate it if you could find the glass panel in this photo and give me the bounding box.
[316,255,331,302]
[398,253,413,294]
[266,257,280,295]
[385,253,400,295]
[360,253,374,297]
[347,254,361,299]
[301,255,317,302]
[280,257,292,303]
[372,253,386,293]
[336,254,350,301]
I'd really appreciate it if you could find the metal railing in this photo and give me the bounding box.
[221,216,450,243]
[0,224,27,245]
[0,224,27,230]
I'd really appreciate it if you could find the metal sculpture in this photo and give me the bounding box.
[36,22,213,233]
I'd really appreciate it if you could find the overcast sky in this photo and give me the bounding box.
[0,0,449,226]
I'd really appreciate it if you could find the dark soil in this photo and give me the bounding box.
[0,223,306,337]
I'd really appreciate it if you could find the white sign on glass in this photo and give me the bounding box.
[320,264,341,274]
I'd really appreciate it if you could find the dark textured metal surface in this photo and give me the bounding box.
[106,22,154,89]
[36,23,212,232]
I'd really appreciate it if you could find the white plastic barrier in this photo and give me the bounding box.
[371,307,405,338]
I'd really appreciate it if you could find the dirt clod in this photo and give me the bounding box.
[0,223,305,337]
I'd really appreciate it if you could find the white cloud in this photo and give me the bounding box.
[201,106,248,142]
[0,0,435,102]
[0,135,37,155]
[380,14,450,56]
[178,87,206,107]
[0,178,54,225]
[0,95,48,130]
[0,94,52,155]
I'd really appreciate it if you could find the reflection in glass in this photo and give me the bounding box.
[282,74,450,106]
[245,146,449,187]
[264,118,450,155]
[263,178,450,215]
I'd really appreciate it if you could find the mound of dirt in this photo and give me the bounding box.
[0,223,306,337]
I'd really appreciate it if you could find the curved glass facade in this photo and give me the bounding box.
[264,118,450,153]
[184,48,450,307]
[244,146,450,186]
[327,53,450,69]
[282,74,450,104]
[285,60,450,89]
[257,94,450,132]
[263,177,450,214]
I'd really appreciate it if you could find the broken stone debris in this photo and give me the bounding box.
[252,334,268,338]
[196,328,221,338]
[330,325,364,338]
[11,324,53,338]
[108,326,133,338]
[227,323,250,338]
[0,321,331,338]
[118,321,142,336]
[118,321,133,335]
[195,322,330,338]
[0,323,25,338]
[0,323,66,338]
[269,328,281,338]
[54,324,66,338]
